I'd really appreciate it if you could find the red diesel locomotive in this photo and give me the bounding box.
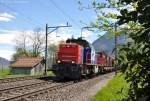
[52,38,114,79]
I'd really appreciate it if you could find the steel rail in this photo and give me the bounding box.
[0,81,52,92]
[0,75,47,84]
[2,82,74,101]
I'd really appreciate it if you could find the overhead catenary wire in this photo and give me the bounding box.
[48,0,81,29]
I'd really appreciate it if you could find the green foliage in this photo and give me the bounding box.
[81,0,150,100]
[90,0,121,37]
[116,0,150,100]
[12,28,45,60]
[12,48,29,61]
[92,74,129,101]
[48,44,58,53]
[79,0,150,99]
[0,69,55,79]
[12,48,40,61]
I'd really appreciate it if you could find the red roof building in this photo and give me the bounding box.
[10,57,45,75]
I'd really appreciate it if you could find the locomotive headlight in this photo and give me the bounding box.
[57,60,61,63]
[72,61,75,64]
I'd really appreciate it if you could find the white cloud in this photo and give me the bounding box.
[0,30,19,60]
[47,28,95,44]
[81,30,93,38]
[0,30,20,45]
[0,28,96,60]
[47,28,74,44]
[0,29,14,33]
[0,28,71,60]
[0,50,15,60]
[48,35,70,44]
[0,12,15,22]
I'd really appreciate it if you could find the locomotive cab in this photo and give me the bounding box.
[52,43,84,79]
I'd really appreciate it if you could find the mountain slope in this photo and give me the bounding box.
[92,33,126,55]
[0,57,10,65]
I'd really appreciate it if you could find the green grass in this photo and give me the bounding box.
[0,69,35,79]
[0,69,11,78]
[47,70,55,76]
[0,68,55,79]
[92,73,130,101]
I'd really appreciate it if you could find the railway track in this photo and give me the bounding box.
[0,79,48,91]
[0,81,74,101]
[0,75,46,84]
[0,72,115,101]
[0,80,54,101]
[29,72,115,101]
[0,80,52,92]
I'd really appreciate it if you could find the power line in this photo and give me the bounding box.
[0,2,43,28]
[48,0,81,28]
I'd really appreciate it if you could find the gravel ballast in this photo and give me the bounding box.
[70,73,114,101]
[30,72,114,101]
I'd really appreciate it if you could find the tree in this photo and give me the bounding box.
[12,31,29,60]
[29,28,45,57]
[47,40,65,58]
[48,44,57,54]
[47,41,65,69]
[12,28,45,60]
[12,48,29,61]
[14,31,28,52]
[79,0,150,100]
[116,0,150,100]
[79,0,121,36]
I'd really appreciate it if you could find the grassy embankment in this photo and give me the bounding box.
[0,69,11,78]
[0,69,55,79]
[93,73,130,101]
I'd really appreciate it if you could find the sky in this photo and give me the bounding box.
[0,0,106,60]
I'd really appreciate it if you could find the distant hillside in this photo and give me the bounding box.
[92,33,127,55]
[0,57,10,65]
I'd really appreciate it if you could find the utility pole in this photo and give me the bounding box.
[44,22,72,75]
[115,23,118,75]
